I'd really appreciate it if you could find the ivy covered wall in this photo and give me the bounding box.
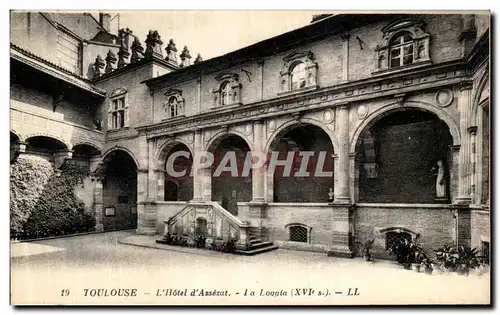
[10,154,95,239]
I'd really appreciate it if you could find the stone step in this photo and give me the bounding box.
[248,241,274,250]
[249,238,262,244]
[234,244,279,256]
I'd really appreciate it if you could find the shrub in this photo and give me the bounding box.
[10,156,54,237]
[10,157,95,239]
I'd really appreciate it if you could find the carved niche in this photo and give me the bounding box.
[279,50,318,94]
[374,18,431,73]
[162,89,185,119]
[212,72,242,107]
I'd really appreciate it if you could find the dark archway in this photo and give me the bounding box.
[209,134,252,215]
[10,132,20,164]
[270,124,334,203]
[356,109,453,203]
[164,143,193,201]
[101,150,138,230]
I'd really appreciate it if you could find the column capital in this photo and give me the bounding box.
[337,102,350,110]
[467,126,478,135]
[458,81,474,91]
[449,144,461,152]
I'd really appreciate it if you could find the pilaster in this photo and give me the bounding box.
[251,120,265,203]
[456,83,473,204]
[334,104,350,203]
[93,179,104,232]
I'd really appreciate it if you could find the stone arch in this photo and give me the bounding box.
[205,130,254,153]
[265,118,339,153]
[72,141,103,153]
[25,133,71,151]
[470,71,490,126]
[101,146,140,169]
[156,138,194,171]
[349,101,460,152]
[10,130,23,142]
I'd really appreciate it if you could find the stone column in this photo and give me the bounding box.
[335,104,351,203]
[252,120,265,202]
[147,139,157,200]
[449,145,461,204]
[202,167,212,202]
[456,83,473,204]
[192,130,203,201]
[136,169,156,234]
[93,178,104,232]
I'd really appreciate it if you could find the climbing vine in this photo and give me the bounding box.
[10,156,95,239]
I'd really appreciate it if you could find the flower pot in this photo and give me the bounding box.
[424,267,433,275]
[457,268,470,276]
[403,262,412,270]
[411,263,421,272]
[363,254,371,262]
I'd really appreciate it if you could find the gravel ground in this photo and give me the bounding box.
[10,230,491,306]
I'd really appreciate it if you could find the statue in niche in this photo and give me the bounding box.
[431,160,447,199]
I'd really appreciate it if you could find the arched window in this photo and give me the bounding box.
[168,96,182,118]
[290,62,306,90]
[220,81,232,106]
[389,32,414,68]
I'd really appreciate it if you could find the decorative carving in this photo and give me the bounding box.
[267,120,276,132]
[279,50,318,94]
[374,18,431,73]
[435,89,454,107]
[117,28,133,68]
[145,30,163,57]
[165,39,178,64]
[193,53,203,65]
[130,36,144,63]
[104,49,117,73]
[356,104,369,119]
[179,46,191,68]
[322,108,335,123]
[93,55,105,78]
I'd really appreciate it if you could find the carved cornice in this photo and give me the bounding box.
[139,62,468,139]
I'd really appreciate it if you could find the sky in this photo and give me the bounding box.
[93,11,332,61]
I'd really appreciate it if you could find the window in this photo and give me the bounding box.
[385,231,412,250]
[220,81,232,105]
[290,62,306,90]
[108,88,129,130]
[389,32,414,68]
[212,72,241,107]
[111,97,126,129]
[289,226,308,242]
[286,223,312,243]
[373,18,431,74]
[163,89,185,119]
[168,96,181,118]
[279,50,318,95]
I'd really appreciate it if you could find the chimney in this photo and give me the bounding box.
[99,13,111,32]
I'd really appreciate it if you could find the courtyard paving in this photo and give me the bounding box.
[10,230,490,305]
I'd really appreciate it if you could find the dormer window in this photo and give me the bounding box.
[290,62,307,90]
[389,32,414,68]
[279,50,318,95]
[163,89,185,119]
[212,72,241,108]
[374,18,431,74]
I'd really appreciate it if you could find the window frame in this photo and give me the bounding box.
[389,32,414,68]
[107,88,130,131]
[212,72,242,108]
[278,50,318,96]
[284,223,312,244]
[162,89,185,120]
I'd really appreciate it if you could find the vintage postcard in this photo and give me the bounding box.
[9,10,491,306]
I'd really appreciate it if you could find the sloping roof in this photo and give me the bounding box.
[11,43,106,96]
[142,13,399,87]
[41,12,102,41]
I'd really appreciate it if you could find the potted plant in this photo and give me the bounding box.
[387,236,423,270]
[420,257,434,275]
[362,238,375,261]
[434,244,459,273]
[456,246,481,276]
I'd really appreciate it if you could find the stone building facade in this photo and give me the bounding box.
[10,12,490,258]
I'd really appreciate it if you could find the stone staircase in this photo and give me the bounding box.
[234,228,278,256]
